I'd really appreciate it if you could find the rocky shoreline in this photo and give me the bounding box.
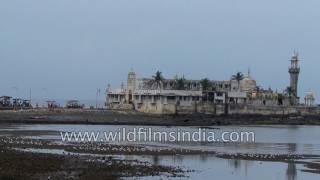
[0,109,319,126]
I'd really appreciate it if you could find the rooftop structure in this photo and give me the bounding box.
[304,90,315,107]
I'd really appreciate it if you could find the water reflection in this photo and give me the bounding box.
[2,124,320,180]
[287,162,297,180]
[287,143,297,180]
[152,155,159,165]
[136,154,310,180]
[227,159,254,175]
[9,124,320,155]
[200,154,208,162]
[229,159,240,170]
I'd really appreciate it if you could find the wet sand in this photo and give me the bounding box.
[1,135,320,179]
[0,137,184,180]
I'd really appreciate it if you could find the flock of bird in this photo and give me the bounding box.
[0,136,45,146]
[0,136,305,162]
[216,152,304,160]
[0,136,178,154]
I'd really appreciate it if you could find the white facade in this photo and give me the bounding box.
[106,70,231,114]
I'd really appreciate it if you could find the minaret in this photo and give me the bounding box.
[288,50,300,101]
[126,69,136,103]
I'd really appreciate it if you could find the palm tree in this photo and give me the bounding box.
[200,78,211,91]
[286,86,294,105]
[201,78,211,102]
[150,71,164,89]
[277,93,284,105]
[232,72,244,91]
[255,86,261,99]
[174,76,186,90]
[286,86,294,96]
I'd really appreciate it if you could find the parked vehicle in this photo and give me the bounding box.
[0,96,13,110]
[66,100,84,109]
[0,96,32,110]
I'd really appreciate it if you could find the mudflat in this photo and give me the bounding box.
[0,109,319,126]
[0,136,184,180]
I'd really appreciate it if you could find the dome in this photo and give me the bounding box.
[240,74,257,92]
[304,90,315,99]
[304,89,315,106]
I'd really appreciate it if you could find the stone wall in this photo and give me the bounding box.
[110,99,320,116]
[229,104,299,115]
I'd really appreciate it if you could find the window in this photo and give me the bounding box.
[217,92,223,96]
[154,96,160,101]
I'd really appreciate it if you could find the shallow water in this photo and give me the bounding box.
[1,124,320,179]
[8,124,320,155]
[135,155,316,180]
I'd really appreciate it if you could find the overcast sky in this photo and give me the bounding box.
[0,0,319,103]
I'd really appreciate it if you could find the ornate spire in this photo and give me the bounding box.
[128,68,135,75]
[121,82,124,90]
[292,49,298,58]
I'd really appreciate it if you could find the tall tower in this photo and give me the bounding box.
[126,69,136,103]
[288,50,300,100]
